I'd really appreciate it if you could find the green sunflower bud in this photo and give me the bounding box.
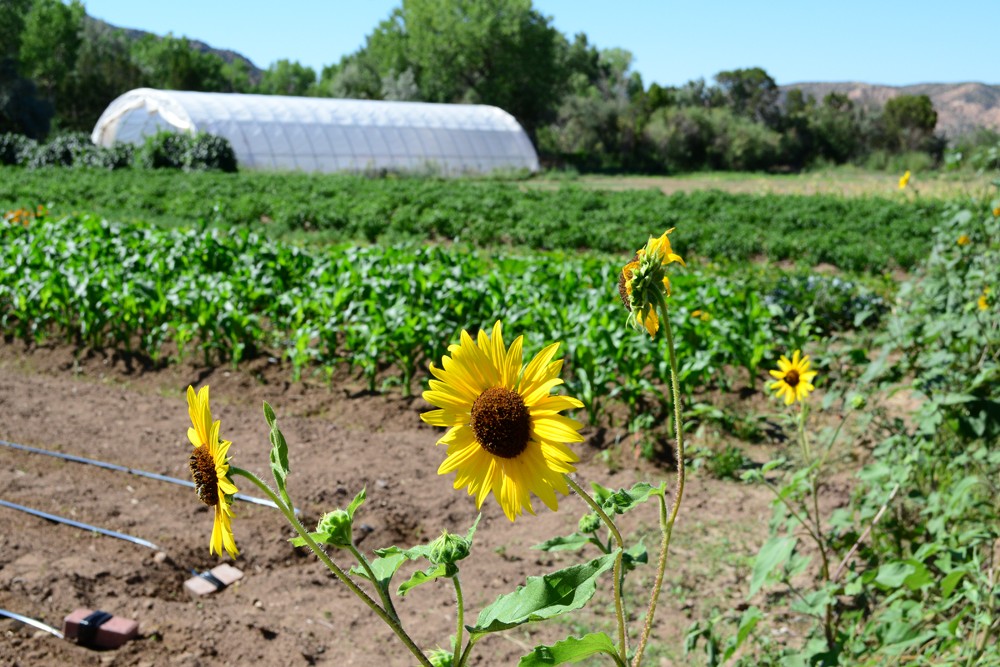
[428,530,471,566]
[428,648,454,667]
[315,509,354,547]
[578,512,602,534]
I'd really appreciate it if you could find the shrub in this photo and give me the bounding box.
[27,132,99,168]
[135,131,238,172]
[135,131,190,170]
[0,133,37,166]
[184,132,237,172]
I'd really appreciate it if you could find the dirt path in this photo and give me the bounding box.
[0,342,777,666]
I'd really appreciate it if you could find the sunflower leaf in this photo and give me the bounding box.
[289,531,329,547]
[517,633,621,667]
[471,552,618,635]
[397,562,457,596]
[346,487,366,519]
[622,538,647,573]
[599,482,665,515]
[263,401,290,503]
[532,533,594,552]
[352,547,409,589]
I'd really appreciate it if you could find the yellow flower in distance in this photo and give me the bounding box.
[979,287,991,311]
[187,385,239,558]
[898,170,911,189]
[957,234,971,246]
[618,229,686,337]
[993,206,1000,218]
[769,351,818,405]
[421,321,584,522]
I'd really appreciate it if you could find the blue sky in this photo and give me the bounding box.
[82,0,1000,87]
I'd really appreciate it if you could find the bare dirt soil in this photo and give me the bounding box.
[0,341,808,667]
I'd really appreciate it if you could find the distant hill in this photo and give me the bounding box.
[782,82,1000,139]
[88,16,265,84]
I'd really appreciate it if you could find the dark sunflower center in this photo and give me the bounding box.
[470,386,531,459]
[189,445,219,506]
[784,369,800,387]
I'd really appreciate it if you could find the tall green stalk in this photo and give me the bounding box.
[633,303,686,666]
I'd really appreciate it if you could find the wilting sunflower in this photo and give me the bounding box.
[186,385,239,558]
[618,229,686,337]
[769,351,818,405]
[421,321,584,521]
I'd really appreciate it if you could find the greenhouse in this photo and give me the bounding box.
[90,88,539,174]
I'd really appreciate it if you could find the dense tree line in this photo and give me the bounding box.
[1,0,944,172]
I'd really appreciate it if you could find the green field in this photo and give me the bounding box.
[0,166,955,272]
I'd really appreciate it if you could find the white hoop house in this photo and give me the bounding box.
[91,88,539,174]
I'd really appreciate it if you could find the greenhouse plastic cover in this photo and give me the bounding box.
[91,88,539,174]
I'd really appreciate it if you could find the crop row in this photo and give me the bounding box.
[0,213,886,429]
[0,167,945,272]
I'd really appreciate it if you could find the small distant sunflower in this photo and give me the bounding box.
[898,170,911,189]
[618,229,686,337]
[769,351,818,405]
[979,287,992,311]
[186,385,239,558]
[421,321,584,521]
[992,206,1000,218]
[957,234,971,246]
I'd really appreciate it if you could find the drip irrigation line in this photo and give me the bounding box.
[0,608,64,639]
[0,498,159,550]
[0,439,289,512]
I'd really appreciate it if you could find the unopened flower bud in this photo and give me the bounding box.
[316,509,353,547]
[578,513,601,534]
[428,648,453,667]
[428,530,471,566]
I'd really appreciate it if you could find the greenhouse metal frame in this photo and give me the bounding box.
[91,88,539,175]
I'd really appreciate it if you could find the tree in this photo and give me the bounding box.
[333,0,566,138]
[57,19,144,131]
[0,0,32,62]
[131,34,228,92]
[256,59,317,97]
[882,94,937,152]
[0,57,53,138]
[18,0,85,102]
[714,67,779,127]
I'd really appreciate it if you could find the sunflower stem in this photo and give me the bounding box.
[451,575,464,667]
[564,475,628,664]
[229,467,433,667]
[633,304,686,667]
[348,544,400,623]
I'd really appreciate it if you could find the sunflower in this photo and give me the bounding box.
[421,321,584,521]
[979,287,991,311]
[186,385,239,558]
[769,351,818,405]
[899,170,911,189]
[957,234,971,246]
[618,229,686,337]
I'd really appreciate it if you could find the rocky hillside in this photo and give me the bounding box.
[783,82,1000,138]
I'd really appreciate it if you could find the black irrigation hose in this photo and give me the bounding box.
[0,498,159,550]
[0,439,284,511]
[0,608,64,639]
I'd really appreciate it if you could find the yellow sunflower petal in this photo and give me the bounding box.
[421,408,469,427]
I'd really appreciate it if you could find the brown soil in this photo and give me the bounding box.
[0,341,826,667]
